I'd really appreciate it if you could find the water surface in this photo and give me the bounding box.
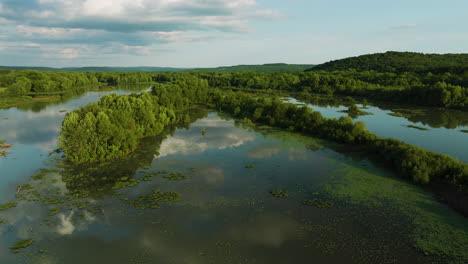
[0,89,467,263]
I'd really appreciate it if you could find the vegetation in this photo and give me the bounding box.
[270,189,288,198]
[406,125,429,131]
[245,164,256,168]
[0,203,17,211]
[58,80,468,201]
[339,104,371,118]
[303,199,334,208]
[129,190,182,209]
[308,51,468,74]
[163,172,189,181]
[3,54,468,111]
[10,239,35,253]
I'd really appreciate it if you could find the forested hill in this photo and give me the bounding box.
[0,66,191,72]
[307,51,468,74]
[193,63,315,72]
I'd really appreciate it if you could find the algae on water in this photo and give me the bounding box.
[130,190,182,209]
[10,239,35,253]
[270,189,288,198]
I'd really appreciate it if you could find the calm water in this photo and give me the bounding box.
[0,89,467,263]
[286,97,468,162]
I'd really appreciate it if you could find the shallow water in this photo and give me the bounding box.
[0,89,467,264]
[286,97,468,162]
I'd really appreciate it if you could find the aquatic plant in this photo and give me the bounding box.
[112,178,142,190]
[130,190,182,209]
[406,124,429,131]
[10,239,35,253]
[270,189,288,198]
[460,130,468,133]
[163,172,189,181]
[245,164,255,168]
[0,202,17,211]
[303,198,334,208]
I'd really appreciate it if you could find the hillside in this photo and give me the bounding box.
[307,51,468,74]
[194,63,315,72]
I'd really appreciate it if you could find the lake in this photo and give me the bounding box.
[0,88,467,263]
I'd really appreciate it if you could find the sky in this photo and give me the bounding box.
[0,0,467,67]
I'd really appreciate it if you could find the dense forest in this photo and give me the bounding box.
[309,51,468,74]
[2,51,468,111]
[59,77,468,199]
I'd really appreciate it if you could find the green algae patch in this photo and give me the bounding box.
[0,218,5,224]
[270,189,288,198]
[303,198,333,208]
[325,164,468,262]
[245,164,255,168]
[10,239,35,253]
[130,190,182,209]
[163,172,189,181]
[0,202,17,211]
[406,124,429,131]
[48,207,61,216]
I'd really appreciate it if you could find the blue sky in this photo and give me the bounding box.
[0,0,466,67]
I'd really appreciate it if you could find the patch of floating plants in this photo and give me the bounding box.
[245,164,255,168]
[406,124,429,131]
[270,189,288,198]
[112,177,142,190]
[460,130,468,133]
[0,203,17,211]
[130,190,182,209]
[303,198,334,208]
[163,172,189,181]
[10,239,35,254]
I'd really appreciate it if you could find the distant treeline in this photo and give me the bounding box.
[193,63,315,73]
[59,77,468,198]
[2,51,468,110]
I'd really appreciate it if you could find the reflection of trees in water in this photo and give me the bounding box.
[61,108,209,199]
[299,95,468,129]
[15,84,151,112]
[16,86,96,112]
